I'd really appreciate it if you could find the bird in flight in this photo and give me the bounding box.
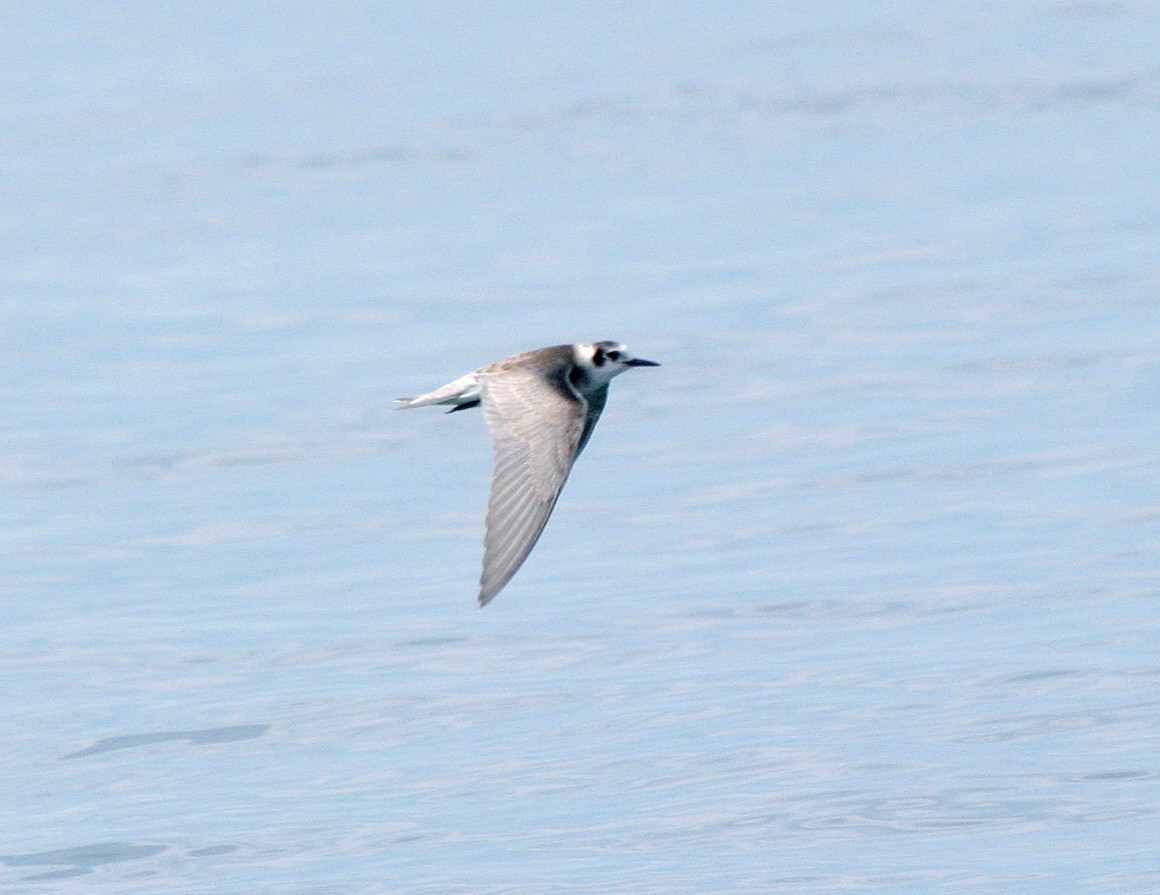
[398,341,659,605]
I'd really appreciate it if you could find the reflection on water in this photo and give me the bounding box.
[0,843,168,881]
[61,725,270,760]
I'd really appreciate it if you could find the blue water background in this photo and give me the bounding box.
[2,3,1158,892]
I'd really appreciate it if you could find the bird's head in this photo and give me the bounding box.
[574,341,660,385]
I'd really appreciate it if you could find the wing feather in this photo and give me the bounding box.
[478,362,586,605]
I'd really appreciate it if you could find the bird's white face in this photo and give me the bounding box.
[574,341,659,385]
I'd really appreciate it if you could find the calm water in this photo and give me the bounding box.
[3,3,1159,893]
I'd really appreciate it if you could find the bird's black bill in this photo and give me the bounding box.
[626,358,660,367]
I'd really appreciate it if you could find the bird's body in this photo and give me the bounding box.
[398,341,658,605]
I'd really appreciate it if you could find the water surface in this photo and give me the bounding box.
[2,3,1158,893]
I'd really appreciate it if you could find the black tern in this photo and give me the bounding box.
[398,341,659,606]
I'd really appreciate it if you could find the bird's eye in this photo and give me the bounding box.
[606,350,621,361]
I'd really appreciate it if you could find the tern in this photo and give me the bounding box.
[398,341,659,606]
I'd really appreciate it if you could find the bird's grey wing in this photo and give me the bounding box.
[478,366,586,605]
[575,383,608,458]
